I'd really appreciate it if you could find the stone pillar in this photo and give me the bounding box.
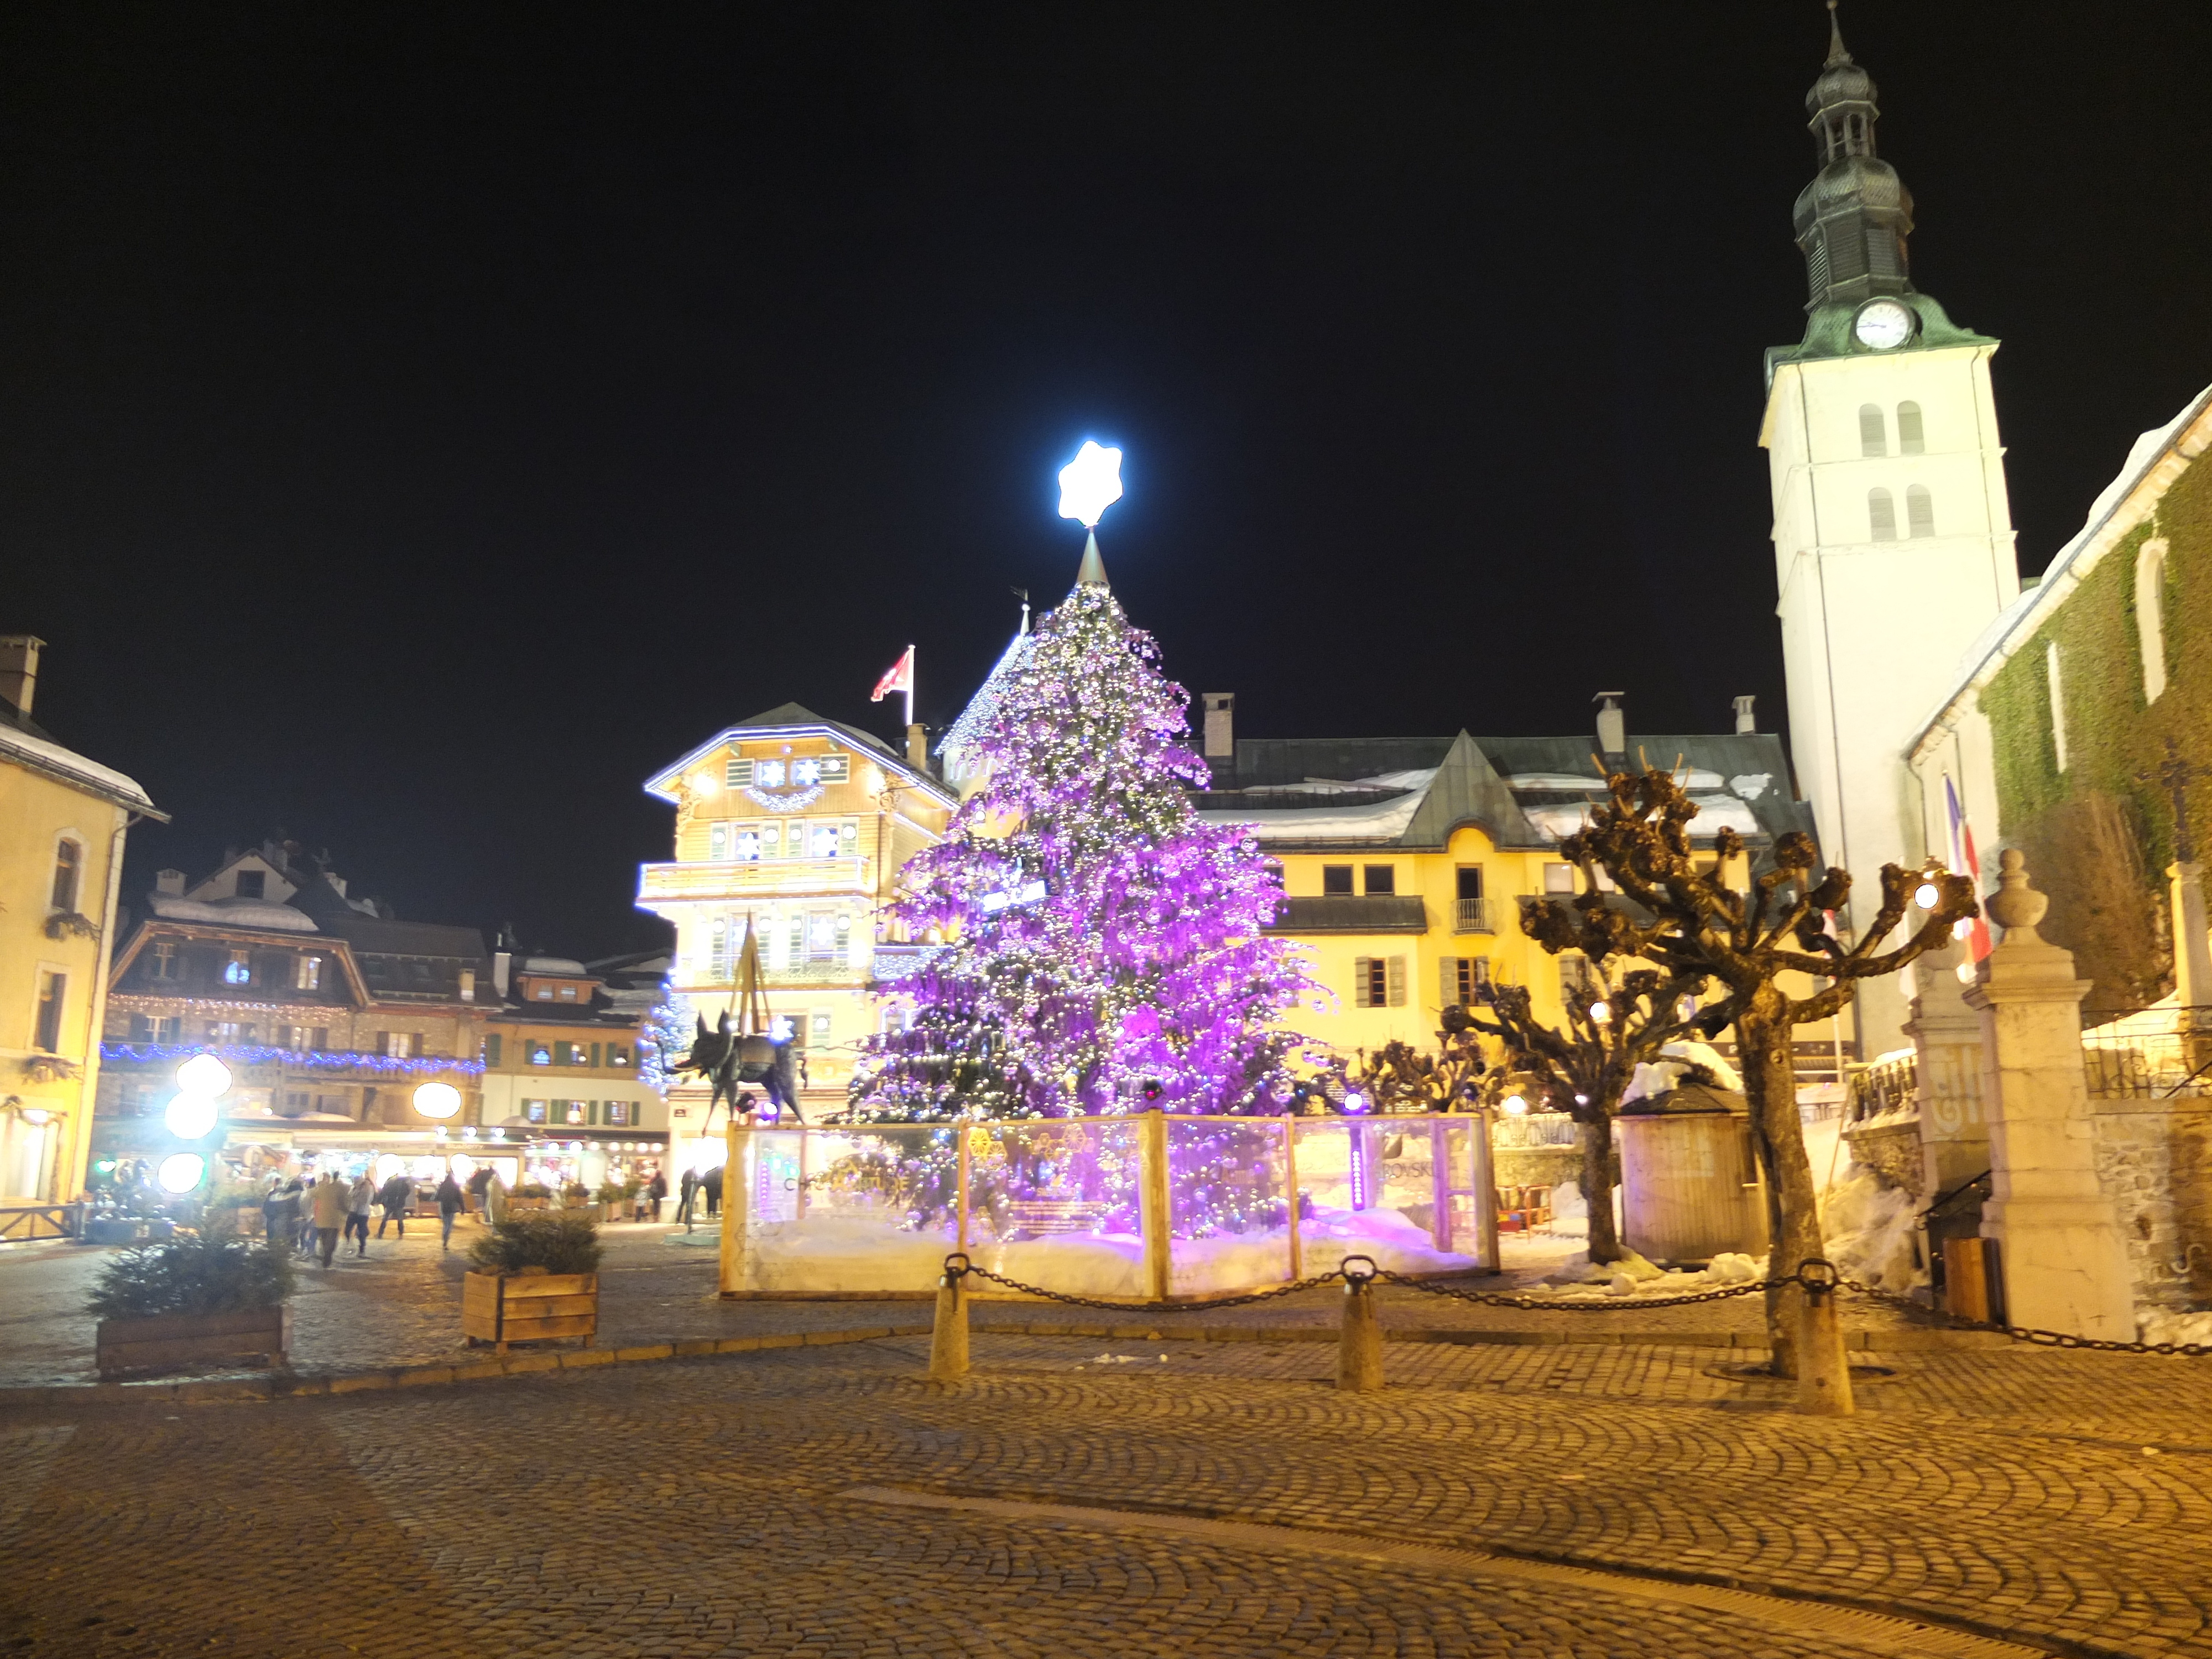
[2168,860,2212,1010]
[1904,937,1990,1199]
[1963,852,2136,1339]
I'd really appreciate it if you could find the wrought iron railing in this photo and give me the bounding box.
[1490,1110,1577,1149]
[1845,1052,1919,1123]
[1452,897,1493,934]
[2080,1006,2212,1099]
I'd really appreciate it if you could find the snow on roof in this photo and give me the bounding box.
[1507,768,1724,791]
[147,894,320,933]
[520,956,589,975]
[1231,767,1438,797]
[1520,792,1761,843]
[0,722,158,812]
[1198,783,1432,843]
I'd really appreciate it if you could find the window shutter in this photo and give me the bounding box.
[1353,957,1373,1008]
[484,1034,503,1067]
[1387,957,1406,1008]
[375,1031,389,1057]
[1439,957,1459,1010]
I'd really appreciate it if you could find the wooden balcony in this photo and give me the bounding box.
[637,858,871,904]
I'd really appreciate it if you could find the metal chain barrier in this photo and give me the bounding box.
[941,1252,2212,1355]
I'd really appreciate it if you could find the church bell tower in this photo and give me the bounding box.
[1762,4,2020,1056]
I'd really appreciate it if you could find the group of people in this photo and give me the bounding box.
[259,1168,469,1267]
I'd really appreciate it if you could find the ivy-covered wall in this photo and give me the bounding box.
[1980,450,2212,1011]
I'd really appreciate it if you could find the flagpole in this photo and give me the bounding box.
[904,646,914,732]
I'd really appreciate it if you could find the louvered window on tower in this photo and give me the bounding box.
[1906,484,1934,539]
[1897,401,1924,454]
[1868,488,1898,542]
[1859,404,1886,457]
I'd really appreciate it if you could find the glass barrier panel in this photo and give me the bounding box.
[1165,1117,1293,1296]
[728,1124,960,1293]
[1291,1116,1490,1276]
[963,1118,1146,1301]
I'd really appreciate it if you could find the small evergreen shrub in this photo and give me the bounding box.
[88,1231,295,1320]
[468,1213,603,1276]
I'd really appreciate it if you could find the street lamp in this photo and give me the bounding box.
[156,1153,206,1193]
[413,1082,461,1119]
[164,1053,231,1139]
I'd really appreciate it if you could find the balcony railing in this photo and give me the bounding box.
[1452,896,1493,934]
[2081,1006,2212,1099]
[1844,1052,1919,1123]
[638,858,869,903]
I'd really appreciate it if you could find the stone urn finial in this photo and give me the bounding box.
[1984,847,2048,938]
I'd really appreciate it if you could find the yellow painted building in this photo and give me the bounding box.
[1190,706,1827,1078]
[0,636,164,1225]
[637,704,956,1147]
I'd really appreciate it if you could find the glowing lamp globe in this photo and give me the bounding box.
[1587,1000,1611,1024]
[1914,881,1940,910]
[1056,441,1124,529]
[374,1154,406,1183]
[164,1093,218,1139]
[449,1153,477,1182]
[156,1153,206,1194]
[413,1082,462,1119]
[175,1053,232,1099]
[1501,1094,1530,1116]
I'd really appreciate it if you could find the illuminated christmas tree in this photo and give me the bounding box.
[852,460,1312,1121]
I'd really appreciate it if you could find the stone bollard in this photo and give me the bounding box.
[928,1254,971,1381]
[1337,1256,1384,1392]
[1794,1260,1854,1417]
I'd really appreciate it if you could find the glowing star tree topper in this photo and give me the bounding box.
[1057,441,1124,529]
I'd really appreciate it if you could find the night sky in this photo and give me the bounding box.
[7,3,2209,958]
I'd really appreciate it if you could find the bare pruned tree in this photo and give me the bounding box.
[1462,962,1710,1265]
[1525,767,1976,1415]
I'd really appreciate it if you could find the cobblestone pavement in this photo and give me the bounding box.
[6,1330,2211,1657]
[0,1223,1960,1387]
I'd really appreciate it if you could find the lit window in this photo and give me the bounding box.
[792,757,821,786]
[1858,403,1886,457]
[223,950,252,986]
[2136,538,2169,703]
[294,955,322,991]
[1897,401,1924,455]
[608,1046,630,1067]
[50,839,81,912]
[756,759,786,788]
[603,1100,630,1126]
[558,984,577,1001]
[1868,488,1897,541]
[811,1011,832,1039]
[733,827,760,861]
[809,823,840,858]
[1906,484,1934,538]
[563,1102,587,1126]
[33,973,65,1051]
[528,1043,551,1066]
[536,983,554,1000]
[524,1100,549,1124]
[149,941,178,981]
[1543,863,1575,894]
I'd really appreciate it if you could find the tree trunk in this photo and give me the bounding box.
[1735,994,1853,1416]
[1582,1112,1620,1264]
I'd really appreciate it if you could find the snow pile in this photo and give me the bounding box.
[1294,1204,1489,1279]
[1549,1180,1589,1222]
[1619,1041,1743,1105]
[2139,1309,2212,1347]
[1530,1244,1770,1303]
[738,1213,962,1294]
[1818,1165,1927,1295]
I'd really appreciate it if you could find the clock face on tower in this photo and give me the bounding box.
[1853,299,1916,351]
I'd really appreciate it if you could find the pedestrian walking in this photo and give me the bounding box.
[345,1171,375,1257]
[376,1170,413,1238]
[291,1177,316,1253]
[646,1168,667,1223]
[466,1163,492,1215]
[435,1171,465,1250]
[310,1171,347,1267]
[677,1167,699,1229]
[262,1178,290,1249]
[702,1164,723,1219]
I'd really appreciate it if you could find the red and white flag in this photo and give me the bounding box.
[872,645,915,724]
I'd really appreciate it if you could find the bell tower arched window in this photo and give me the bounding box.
[1859,404,1886,457]
[2136,538,2169,703]
[1906,485,1934,538]
[1897,401,1924,454]
[1867,488,1897,542]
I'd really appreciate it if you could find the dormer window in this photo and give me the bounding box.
[536,984,554,1001]
[236,869,265,900]
[558,984,577,1001]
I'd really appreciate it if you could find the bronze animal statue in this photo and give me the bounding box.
[679,1011,804,1125]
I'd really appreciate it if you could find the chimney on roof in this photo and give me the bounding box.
[1734,694,1757,735]
[493,951,512,997]
[1594,692,1627,771]
[155,869,186,897]
[1202,692,1235,760]
[906,723,930,772]
[0,635,42,716]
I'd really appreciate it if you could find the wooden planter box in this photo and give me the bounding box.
[462,1271,597,1353]
[507,1196,551,1212]
[96,1303,291,1378]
